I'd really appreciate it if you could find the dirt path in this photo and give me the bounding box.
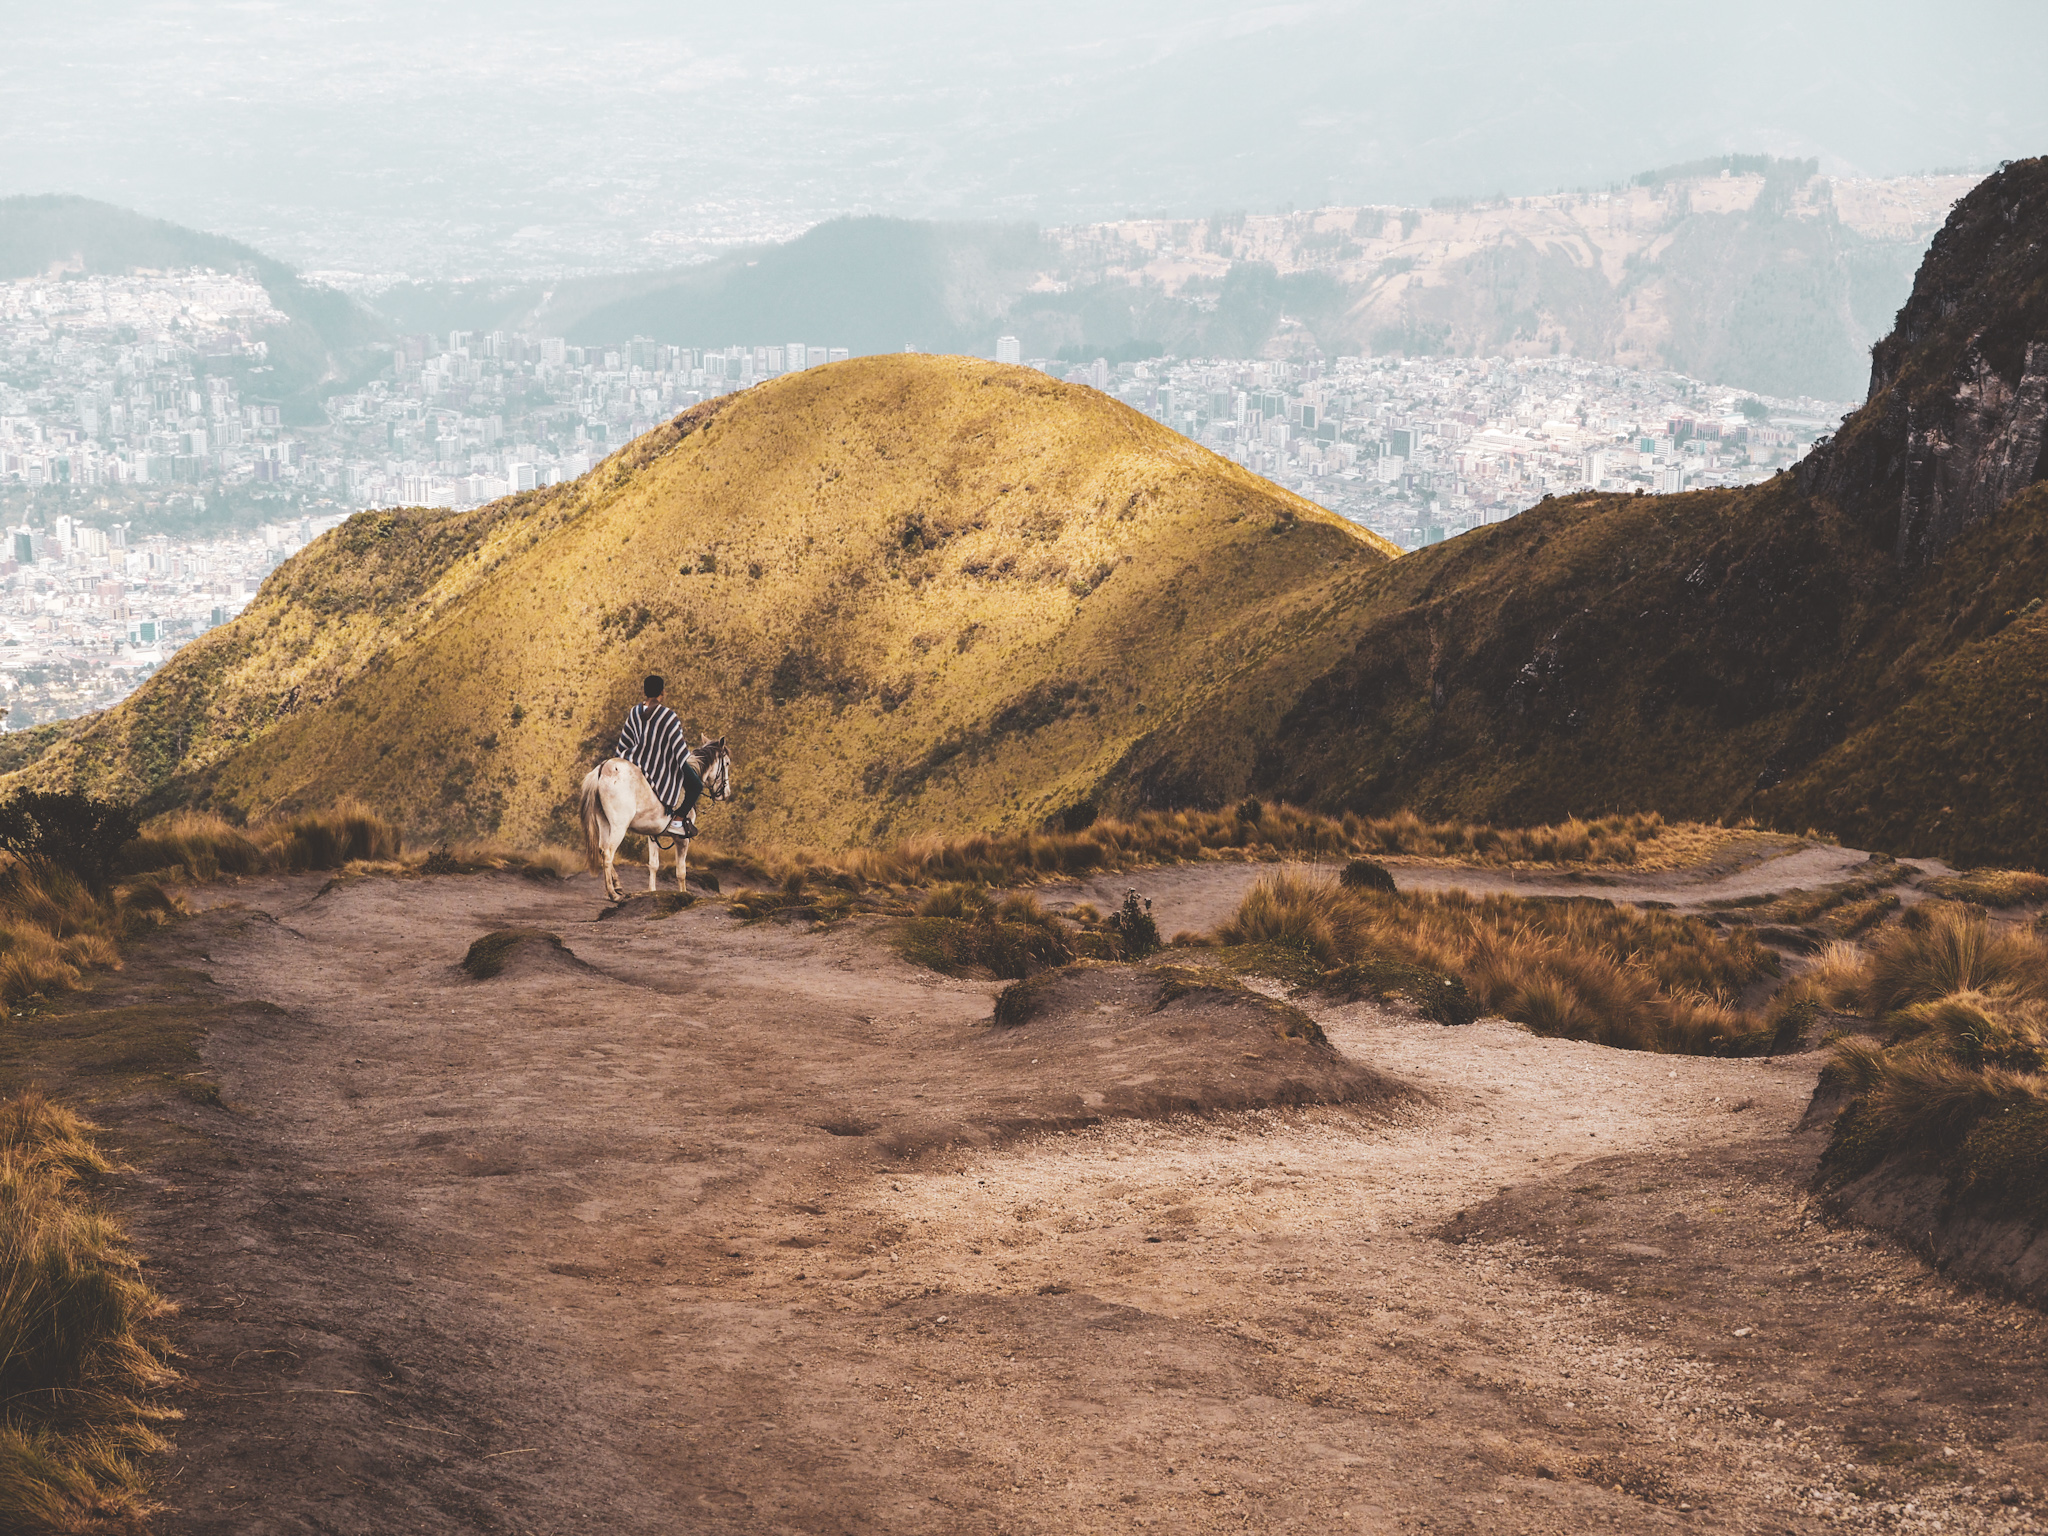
[70,866,2045,1534]
[1036,839,1942,940]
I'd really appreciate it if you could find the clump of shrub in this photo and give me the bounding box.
[1105,889,1160,958]
[1339,858,1397,894]
[0,1092,178,1532]
[893,888,1073,980]
[1811,902,2048,1226]
[0,792,139,893]
[1214,871,1777,1053]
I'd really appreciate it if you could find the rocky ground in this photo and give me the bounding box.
[31,844,2048,1534]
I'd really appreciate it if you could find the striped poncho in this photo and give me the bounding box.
[615,701,692,810]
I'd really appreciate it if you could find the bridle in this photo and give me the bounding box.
[654,739,732,851]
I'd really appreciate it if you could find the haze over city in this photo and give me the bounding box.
[5,0,2046,280]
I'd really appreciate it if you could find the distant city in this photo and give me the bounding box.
[0,265,1848,728]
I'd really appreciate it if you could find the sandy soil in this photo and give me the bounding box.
[70,855,2045,1534]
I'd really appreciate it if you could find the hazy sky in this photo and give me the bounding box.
[4,1,2044,279]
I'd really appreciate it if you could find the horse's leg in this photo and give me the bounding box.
[603,834,621,902]
[676,837,690,893]
[647,834,660,893]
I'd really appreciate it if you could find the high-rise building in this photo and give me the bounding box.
[995,336,1022,365]
[786,344,807,371]
[827,348,850,364]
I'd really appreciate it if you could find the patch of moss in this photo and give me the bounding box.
[991,970,1071,1028]
[1818,1097,1898,1186]
[1926,870,2048,908]
[1206,942,1325,990]
[891,916,1070,980]
[1319,952,1480,1027]
[1148,962,1328,1045]
[1951,1099,2048,1223]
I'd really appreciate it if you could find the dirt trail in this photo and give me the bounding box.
[74,863,2046,1534]
[1037,840,1939,940]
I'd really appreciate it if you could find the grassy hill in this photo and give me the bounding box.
[16,357,1392,845]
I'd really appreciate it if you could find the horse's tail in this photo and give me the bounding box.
[579,764,612,873]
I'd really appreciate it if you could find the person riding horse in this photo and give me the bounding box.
[614,674,702,838]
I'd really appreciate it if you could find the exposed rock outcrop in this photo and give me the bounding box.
[1807,157,2048,565]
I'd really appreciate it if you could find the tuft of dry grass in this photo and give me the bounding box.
[1857,901,2048,1014]
[839,806,1685,890]
[0,1092,177,1533]
[0,857,175,1016]
[1813,903,2048,1226]
[121,801,402,881]
[1214,871,1778,1054]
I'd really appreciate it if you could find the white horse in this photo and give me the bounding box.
[580,738,733,901]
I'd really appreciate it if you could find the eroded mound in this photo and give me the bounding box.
[595,890,698,922]
[986,960,1405,1119]
[458,929,594,981]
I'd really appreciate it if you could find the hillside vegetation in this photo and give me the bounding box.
[14,161,2048,865]
[15,357,1392,844]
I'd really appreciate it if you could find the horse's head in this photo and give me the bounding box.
[700,737,735,801]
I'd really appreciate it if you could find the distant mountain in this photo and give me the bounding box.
[0,194,385,416]
[14,356,1393,843]
[364,164,1960,401]
[561,218,1051,357]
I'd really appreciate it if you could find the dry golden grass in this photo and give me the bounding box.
[1213,871,1778,1054]
[1924,869,2048,908]
[16,356,1398,847]
[121,801,399,881]
[1857,901,2048,1013]
[0,1093,177,1534]
[704,805,1716,897]
[1814,903,2048,1223]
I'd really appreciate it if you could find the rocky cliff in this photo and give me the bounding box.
[1808,157,2048,566]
